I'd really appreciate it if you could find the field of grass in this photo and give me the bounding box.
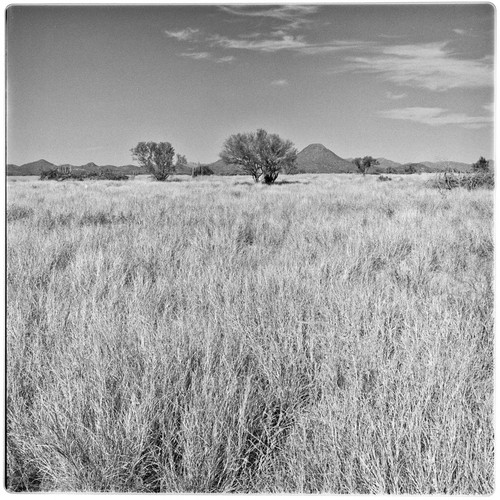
[6,173,494,493]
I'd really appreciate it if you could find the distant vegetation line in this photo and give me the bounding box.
[7,144,486,176]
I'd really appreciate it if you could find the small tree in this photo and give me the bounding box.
[472,156,489,173]
[405,164,417,174]
[131,141,180,181]
[176,154,188,170]
[220,129,297,184]
[354,156,379,176]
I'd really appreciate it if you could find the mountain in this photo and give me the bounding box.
[295,144,356,173]
[7,160,147,176]
[7,155,492,177]
[6,164,20,174]
[7,159,57,175]
[203,158,245,176]
[376,158,401,169]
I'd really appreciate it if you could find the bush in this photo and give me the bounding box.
[192,165,214,177]
[472,156,489,173]
[40,170,129,181]
[377,175,392,182]
[428,170,494,191]
[40,168,69,181]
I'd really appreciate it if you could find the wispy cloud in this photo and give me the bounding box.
[219,5,318,22]
[208,33,371,54]
[220,5,319,18]
[379,106,492,129]
[178,51,235,63]
[386,91,407,100]
[270,79,289,87]
[295,40,373,55]
[342,42,493,91]
[483,103,494,113]
[178,51,211,60]
[164,27,199,41]
[219,5,319,33]
[217,56,236,63]
[209,34,308,52]
[453,29,467,35]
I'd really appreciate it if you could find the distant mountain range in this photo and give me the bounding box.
[6,160,146,176]
[6,159,196,176]
[7,148,492,176]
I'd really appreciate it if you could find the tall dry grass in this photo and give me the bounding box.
[6,174,493,493]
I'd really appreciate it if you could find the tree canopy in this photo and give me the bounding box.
[472,156,490,173]
[131,142,180,181]
[220,129,297,184]
[353,156,379,176]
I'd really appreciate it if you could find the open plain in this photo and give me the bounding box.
[6,173,494,493]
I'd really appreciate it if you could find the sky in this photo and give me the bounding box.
[6,3,495,166]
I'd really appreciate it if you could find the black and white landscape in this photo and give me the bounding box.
[6,4,494,494]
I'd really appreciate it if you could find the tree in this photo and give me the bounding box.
[353,156,379,176]
[220,129,297,184]
[176,154,188,169]
[131,141,184,181]
[404,163,417,174]
[472,156,489,173]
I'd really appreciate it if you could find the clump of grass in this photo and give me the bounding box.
[7,204,34,222]
[235,218,256,250]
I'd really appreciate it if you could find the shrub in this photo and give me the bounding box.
[40,170,129,181]
[378,175,392,182]
[472,156,490,173]
[40,168,70,181]
[404,164,418,174]
[192,165,214,177]
[428,170,494,191]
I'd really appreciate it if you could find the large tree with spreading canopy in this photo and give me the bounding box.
[220,129,297,184]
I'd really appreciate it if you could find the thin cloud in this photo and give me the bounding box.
[270,79,289,87]
[209,34,371,54]
[178,51,211,60]
[178,52,235,63]
[453,29,467,35]
[209,34,308,52]
[164,27,199,41]
[342,42,493,91]
[386,91,407,100]
[219,5,318,22]
[217,56,236,63]
[379,107,492,129]
[219,5,318,32]
[296,40,373,55]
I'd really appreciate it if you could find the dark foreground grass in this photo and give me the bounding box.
[6,174,493,492]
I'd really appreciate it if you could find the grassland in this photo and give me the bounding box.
[6,173,494,493]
